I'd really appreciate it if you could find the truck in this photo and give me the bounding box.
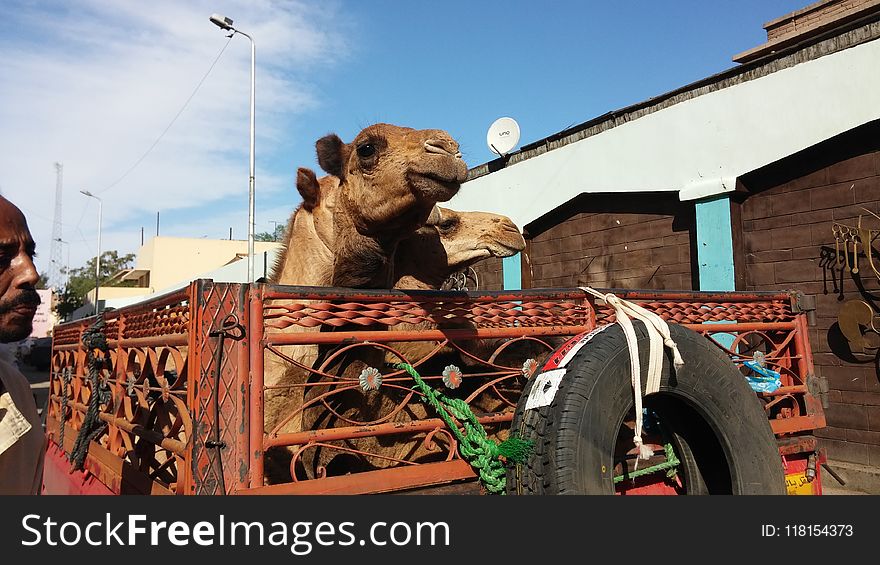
[42,280,826,495]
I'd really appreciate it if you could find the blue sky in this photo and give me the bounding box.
[0,1,807,285]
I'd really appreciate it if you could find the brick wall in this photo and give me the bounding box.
[523,193,695,290]
[734,0,880,63]
[471,256,504,291]
[765,0,878,41]
[737,120,880,466]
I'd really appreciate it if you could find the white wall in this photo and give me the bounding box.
[451,38,880,228]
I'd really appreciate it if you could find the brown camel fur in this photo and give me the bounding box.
[280,171,528,479]
[393,209,525,290]
[317,123,466,288]
[271,123,466,287]
[266,167,528,481]
[262,125,467,478]
[270,169,338,287]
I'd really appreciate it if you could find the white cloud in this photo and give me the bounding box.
[0,0,350,285]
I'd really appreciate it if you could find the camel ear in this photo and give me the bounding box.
[296,168,320,211]
[425,205,442,226]
[316,134,349,178]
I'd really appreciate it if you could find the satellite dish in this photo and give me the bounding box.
[486,117,520,157]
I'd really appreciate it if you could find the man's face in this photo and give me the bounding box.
[0,198,40,343]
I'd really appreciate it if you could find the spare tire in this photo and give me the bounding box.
[507,322,785,495]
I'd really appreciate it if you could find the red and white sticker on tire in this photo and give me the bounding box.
[525,324,612,410]
[542,324,612,371]
[524,369,567,410]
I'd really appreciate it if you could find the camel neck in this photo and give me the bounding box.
[275,208,334,286]
[331,232,396,288]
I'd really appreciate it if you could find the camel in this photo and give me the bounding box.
[270,168,338,287]
[271,123,466,287]
[393,210,525,290]
[262,124,467,480]
[266,167,528,482]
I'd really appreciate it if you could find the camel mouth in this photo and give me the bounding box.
[450,238,524,270]
[422,171,462,190]
[448,248,493,270]
[407,171,463,201]
[408,153,468,201]
[484,227,526,257]
[485,240,525,258]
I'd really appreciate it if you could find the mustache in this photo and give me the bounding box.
[0,290,41,314]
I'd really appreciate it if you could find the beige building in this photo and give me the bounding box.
[76,237,283,317]
[114,236,282,292]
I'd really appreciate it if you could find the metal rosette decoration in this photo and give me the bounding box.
[442,364,462,389]
[358,366,383,392]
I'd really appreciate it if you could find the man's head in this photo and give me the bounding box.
[0,196,40,343]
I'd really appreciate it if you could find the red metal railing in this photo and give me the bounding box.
[45,283,195,495]
[45,282,825,495]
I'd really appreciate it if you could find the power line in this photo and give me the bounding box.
[95,36,233,196]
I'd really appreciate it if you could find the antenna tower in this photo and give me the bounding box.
[49,162,64,288]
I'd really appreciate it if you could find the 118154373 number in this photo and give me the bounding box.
[761,524,853,537]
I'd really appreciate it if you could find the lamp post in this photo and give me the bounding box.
[210,13,256,283]
[80,190,102,316]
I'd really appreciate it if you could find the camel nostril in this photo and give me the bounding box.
[425,138,460,157]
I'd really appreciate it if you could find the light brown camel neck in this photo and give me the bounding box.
[274,204,335,286]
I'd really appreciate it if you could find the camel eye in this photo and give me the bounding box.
[438,219,457,232]
[356,143,376,158]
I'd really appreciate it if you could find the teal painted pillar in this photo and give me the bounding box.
[695,194,736,349]
[502,253,522,290]
[695,194,735,291]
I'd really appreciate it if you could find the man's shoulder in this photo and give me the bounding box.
[0,353,29,397]
[0,343,17,365]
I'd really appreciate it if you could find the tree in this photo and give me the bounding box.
[56,250,136,319]
[254,224,286,242]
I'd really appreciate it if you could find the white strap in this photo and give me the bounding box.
[580,287,685,465]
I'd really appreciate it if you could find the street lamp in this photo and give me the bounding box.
[210,13,256,283]
[80,190,102,316]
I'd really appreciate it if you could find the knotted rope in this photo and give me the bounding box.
[69,317,112,471]
[58,365,73,453]
[613,442,681,484]
[395,363,532,494]
[579,287,685,466]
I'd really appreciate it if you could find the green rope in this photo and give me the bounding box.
[395,363,533,494]
[613,442,681,484]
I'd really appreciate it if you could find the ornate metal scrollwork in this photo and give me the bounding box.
[441,266,479,291]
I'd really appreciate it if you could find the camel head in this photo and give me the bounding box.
[293,166,338,250]
[270,168,340,284]
[394,207,526,290]
[315,124,467,235]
